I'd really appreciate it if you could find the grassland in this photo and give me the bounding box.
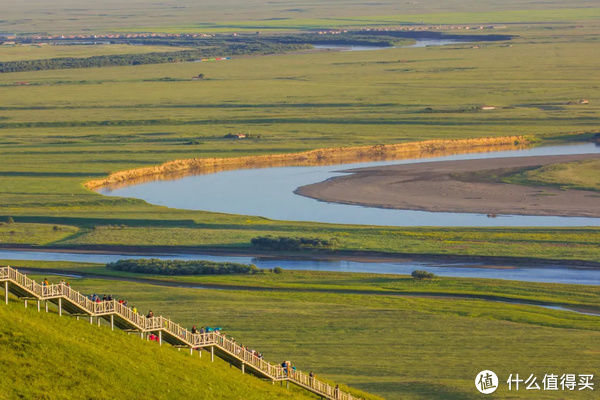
[1,222,600,263]
[6,258,600,310]
[127,8,600,34]
[0,22,598,262]
[1,3,599,400]
[1,0,599,33]
[504,159,600,192]
[10,270,598,400]
[0,300,318,400]
[0,44,191,62]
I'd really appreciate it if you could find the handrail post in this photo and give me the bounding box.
[211,346,214,362]
[110,314,114,331]
[58,297,62,316]
[4,281,8,304]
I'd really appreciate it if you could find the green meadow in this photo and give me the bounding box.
[0,301,318,400]
[8,270,598,400]
[6,259,600,311]
[504,159,600,192]
[1,0,598,33]
[127,8,600,33]
[0,3,599,400]
[0,44,191,62]
[0,21,599,262]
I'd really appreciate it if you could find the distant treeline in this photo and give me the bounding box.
[251,236,338,251]
[273,30,511,47]
[106,258,261,275]
[1,30,512,73]
[0,42,309,73]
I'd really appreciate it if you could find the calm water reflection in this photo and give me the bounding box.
[1,249,598,285]
[100,143,600,227]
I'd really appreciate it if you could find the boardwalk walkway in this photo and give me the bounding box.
[0,266,359,400]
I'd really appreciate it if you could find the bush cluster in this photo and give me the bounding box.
[411,270,436,280]
[106,258,261,275]
[250,236,338,251]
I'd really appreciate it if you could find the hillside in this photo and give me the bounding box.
[0,301,314,400]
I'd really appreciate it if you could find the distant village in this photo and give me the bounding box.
[0,24,507,45]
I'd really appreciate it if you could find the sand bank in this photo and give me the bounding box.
[296,154,600,217]
[86,136,527,190]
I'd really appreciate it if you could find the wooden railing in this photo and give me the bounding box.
[0,266,359,400]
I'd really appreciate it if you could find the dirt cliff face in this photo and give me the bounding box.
[86,136,528,191]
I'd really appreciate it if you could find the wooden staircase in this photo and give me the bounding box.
[0,266,360,400]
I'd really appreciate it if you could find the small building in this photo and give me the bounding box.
[579,99,589,104]
[481,105,496,110]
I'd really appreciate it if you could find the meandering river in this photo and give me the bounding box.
[99,143,600,227]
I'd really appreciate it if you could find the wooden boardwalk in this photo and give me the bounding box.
[0,266,359,400]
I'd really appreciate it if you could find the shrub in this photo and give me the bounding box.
[250,236,338,251]
[107,259,261,276]
[411,270,436,280]
[7,216,14,224]
[273,267,283,274]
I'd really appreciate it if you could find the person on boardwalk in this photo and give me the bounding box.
[42,278,49,287]
[334,385,340,399]
[309,371,315,386]
[191,325,198,334]
[146,310,154,318]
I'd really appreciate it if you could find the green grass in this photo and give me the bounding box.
[0,44,191,62]
[2,0,598,33]
[504,159,600,192]
[0,222,78,244]
[0,23,599,262]
[6,258,600,310]
[0,300,317,400]
[13,272,599,400]
[129,8,600,33]
[2,222,600,262]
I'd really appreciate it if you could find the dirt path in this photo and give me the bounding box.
[296,154,600,217]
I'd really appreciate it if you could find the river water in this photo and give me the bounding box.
[1,249,598,286]
[312,39,471,52]
[99,143,600,227]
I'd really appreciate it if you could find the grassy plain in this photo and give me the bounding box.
[0,7,599,400]
[1,0,599,33]
[0,23,598,262]
[505,159,600,192]
[1,222,600,262]
[6,259,600,310]
[0,301,317,400]
[9,270,598,400]
[128,8,600,33]
[0,44,190,62]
